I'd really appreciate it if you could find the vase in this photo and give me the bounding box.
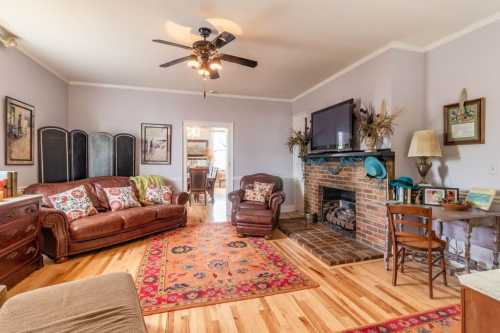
[364,136,378,152]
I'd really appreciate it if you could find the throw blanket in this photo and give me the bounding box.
[130,175,165,202]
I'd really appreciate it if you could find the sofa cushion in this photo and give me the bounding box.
[238,200,268,210]
[145,185,173,205]
[93,177,133,209]
[69,212,124,241]
[114,206,157,228]
[48,185,98,222]
[0,272,147,333]
[150,204,185,219]
[102,186,141,211]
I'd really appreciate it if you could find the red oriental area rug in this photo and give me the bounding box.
[342,304,461,333]
[136,223,318,314]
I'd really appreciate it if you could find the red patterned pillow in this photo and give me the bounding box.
[244,188,266,203]
[145,185,172,205]
[48,185,98,222]
[103,186,141,211]
[253,182,275,201]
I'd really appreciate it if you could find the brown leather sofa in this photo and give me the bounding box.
[24,176,189,262]
[228,173,285,238]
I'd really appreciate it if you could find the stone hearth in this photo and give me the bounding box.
[304,152,394,252]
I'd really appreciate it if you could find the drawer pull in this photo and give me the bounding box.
[6,251,18,260]
[26,246,36,255]
[25,224,36,233]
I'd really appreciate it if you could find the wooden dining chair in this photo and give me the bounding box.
[189,167,208,205]
[387,204,447,298]
[206,167,218,203]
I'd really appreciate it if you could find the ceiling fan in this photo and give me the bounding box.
[153,27,257,80]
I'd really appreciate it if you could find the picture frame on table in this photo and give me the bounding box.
[141,123,172,165]
[443,98,485,145]
[4,97,35,165]
[422,187,459,206]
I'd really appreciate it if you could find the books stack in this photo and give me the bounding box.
[0,171,18,199]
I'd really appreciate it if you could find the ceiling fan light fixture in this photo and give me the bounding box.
[186,54,200,69]
[209,57,222,71]
[198,62,210,77]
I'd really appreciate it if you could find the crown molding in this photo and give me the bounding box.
[423,11,500,52]
[291,12,500,103]
[290,41,424,103]
[15,45,68,83]
[69,81,292,103]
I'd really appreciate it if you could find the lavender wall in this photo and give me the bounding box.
[0,48,68,187]
[67,85,294,208]
[426,20,500,190]
[291,49,426,209]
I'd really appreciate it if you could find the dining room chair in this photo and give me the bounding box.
[387,204,447,298]
[189,167,209,205]
[207,167,218,203]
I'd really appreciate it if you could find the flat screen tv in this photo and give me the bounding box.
[310,99,354,152]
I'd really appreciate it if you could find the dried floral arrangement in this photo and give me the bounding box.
[356,100,399,152]
[287,127,311,161]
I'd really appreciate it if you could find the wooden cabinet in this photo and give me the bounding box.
[0,195,43,288]
[459,270,500,333]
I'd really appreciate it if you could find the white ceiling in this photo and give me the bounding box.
[1,0,500,100]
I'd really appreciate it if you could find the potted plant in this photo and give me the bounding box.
[356,100,398,152]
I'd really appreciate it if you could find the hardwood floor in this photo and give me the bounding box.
[7,206,460,333]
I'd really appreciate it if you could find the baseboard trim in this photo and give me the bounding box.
[281,204,296,213]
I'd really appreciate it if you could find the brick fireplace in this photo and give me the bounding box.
[304,152,394,252]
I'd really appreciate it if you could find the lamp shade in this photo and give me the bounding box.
[408,130,442,157]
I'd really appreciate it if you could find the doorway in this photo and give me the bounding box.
[183,121,233,222]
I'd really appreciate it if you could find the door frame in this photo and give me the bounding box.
[182,120,234,199]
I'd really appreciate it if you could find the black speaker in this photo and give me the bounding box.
[38,127,70,183]
[69,130,88,181]
[114,133,136,177]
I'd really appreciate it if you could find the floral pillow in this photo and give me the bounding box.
[103,186,141,211]
[244,188,266,203]
[48,185,98,222]
[253,182,275,200]
[145,185,173,205]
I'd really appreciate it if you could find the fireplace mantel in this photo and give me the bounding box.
[306,149,395,161]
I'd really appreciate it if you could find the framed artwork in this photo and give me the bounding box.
[187,140,208,157]
[423,187,459,206]
[444,98,485,145]
[5,97,34,165]
[466,188,496,211]
[141,123,172,165]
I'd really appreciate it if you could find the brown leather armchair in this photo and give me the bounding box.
[228,173,285,238]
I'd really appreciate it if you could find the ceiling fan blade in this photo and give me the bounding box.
[152,39,192,50]
[209,69,220,80]
[159,56,192,68]
[212,31,235,49]
[221,54,258,68]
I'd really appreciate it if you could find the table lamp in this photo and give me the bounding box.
[408,130,442,184]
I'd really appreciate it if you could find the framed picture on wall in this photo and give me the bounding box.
[423,187,459,206]
[443,98,485,145]
[187,140,208,157]
[5,97,35,165]
[141,123,172,165]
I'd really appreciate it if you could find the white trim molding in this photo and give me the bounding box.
[15,45,68,83]
[69,81,291,103]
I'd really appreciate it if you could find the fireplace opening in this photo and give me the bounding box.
[319,186,356,238]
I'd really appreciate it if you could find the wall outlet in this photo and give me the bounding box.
[488,164,498,176]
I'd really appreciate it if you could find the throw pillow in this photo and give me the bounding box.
[244,188,266,203]
[253,182,275,200]
[103,186,141,211]
[48,185,98,222]
[145,185,173,205]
